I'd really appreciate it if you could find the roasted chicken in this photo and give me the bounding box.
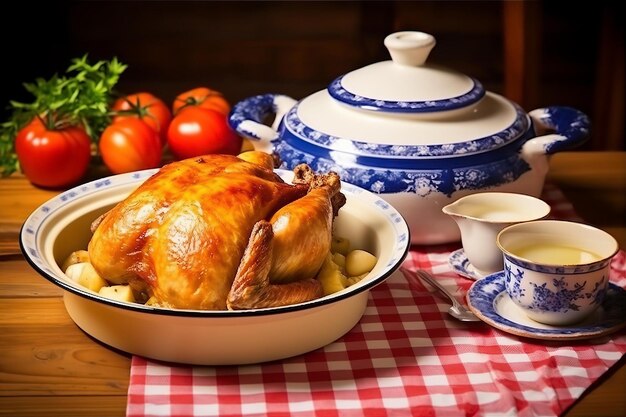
[87,151,345,310]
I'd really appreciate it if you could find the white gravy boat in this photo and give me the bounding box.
[442,192,551,276]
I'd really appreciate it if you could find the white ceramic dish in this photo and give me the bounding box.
[466,271,626,341]
[20,168,410,365]
[229,31,590,245]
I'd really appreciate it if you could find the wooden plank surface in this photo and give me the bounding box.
[0,396,128,417]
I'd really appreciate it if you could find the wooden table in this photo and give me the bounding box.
[1,151,625,417]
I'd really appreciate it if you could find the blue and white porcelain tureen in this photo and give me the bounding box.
[229,31,590,244]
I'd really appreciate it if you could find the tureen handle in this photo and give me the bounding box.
[526,106,591,154]
[228,94,297,153]
[522,106,590,176]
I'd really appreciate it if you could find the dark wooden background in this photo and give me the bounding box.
[2,1,623,150]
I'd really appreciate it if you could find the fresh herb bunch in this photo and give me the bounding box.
[0,55,127,176]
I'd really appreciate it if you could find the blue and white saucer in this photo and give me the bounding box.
[466,271,626,341]
[449,248,488,280]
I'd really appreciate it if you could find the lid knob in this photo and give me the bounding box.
[384,31,436,67]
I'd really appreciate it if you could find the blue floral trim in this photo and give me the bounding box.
[327,75,486,113]
[467,271,626,337]
[273,139,531,197]
[228,96,590,161]
[283,102,529,158]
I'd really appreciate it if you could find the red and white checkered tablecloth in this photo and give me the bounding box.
[126,184,626,417]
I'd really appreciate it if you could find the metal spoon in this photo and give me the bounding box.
[399,267,480,322]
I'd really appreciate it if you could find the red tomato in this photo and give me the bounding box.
[172,87,231,116]
[113,92,172,146]
[15,117,91,188]
[167,107,242,159]
[99,118,162,174]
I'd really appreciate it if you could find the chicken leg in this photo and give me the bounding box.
[227,168,345,309]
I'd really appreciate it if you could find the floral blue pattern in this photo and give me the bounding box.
[504,264,526,300]
[467,271,626,340]
[504,264,606,314]
[448,248,485,280]
[327,75,486,113]
[228,95,591,197]
[273,139,531,197]
[282,102,529,158]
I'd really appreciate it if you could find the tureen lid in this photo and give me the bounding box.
[327,31,485,114]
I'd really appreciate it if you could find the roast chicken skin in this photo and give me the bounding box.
[227,165,344,309]
[88,151,345,310]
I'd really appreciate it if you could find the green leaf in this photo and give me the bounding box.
[0,55,127,176]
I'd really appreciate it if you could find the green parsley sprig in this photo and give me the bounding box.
[0,55,127,176]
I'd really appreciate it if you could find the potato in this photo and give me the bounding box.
[345,249,378,277]
[61,250,90,272]
[331,236,350,256]
[346,273,368,286]
[332,252,346,270]
[65,262,108,292]
[99,285,136,303]
[317,254,348,295]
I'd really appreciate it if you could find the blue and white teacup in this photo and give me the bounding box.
[497,220,619,326]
